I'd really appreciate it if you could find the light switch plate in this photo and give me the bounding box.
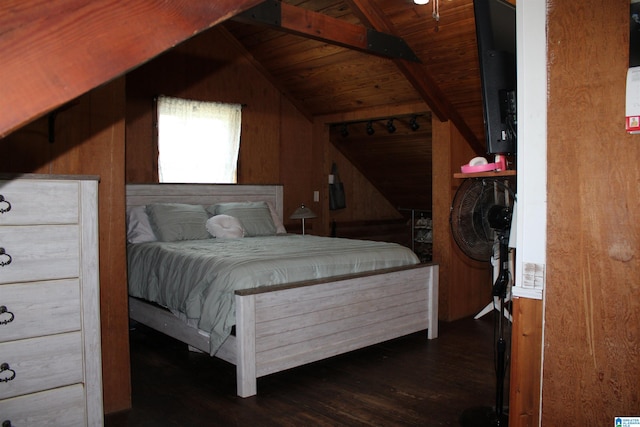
[522,262,545,290]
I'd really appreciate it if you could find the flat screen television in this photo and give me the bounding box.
[474,0,516,155]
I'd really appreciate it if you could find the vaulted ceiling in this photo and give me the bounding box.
[224,0,487,152]
[2,0,498,212]
[223,0,490,211]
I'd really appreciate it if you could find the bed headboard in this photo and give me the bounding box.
[126,184,285,222]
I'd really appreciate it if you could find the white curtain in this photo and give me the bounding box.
[157,96,242,183]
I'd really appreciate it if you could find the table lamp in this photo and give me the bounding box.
[289,203,317,235]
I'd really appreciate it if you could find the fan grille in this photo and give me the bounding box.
[450,178,513,262]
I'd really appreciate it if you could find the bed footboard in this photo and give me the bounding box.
[129,264,439,398]
[234,263,438,397]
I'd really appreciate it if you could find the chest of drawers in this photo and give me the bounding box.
[0,176,102,426]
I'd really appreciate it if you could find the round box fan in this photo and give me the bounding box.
[450,177,515,262]
[451,176,515,427]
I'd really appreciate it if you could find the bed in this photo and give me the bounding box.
[126,183,439,397]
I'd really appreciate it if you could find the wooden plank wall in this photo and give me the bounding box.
[125,26,403,235]
[126,27,280,185]
[126,27,295,211]
[431,119,492,321]
[509,297,542,426]
[541,0,640,424]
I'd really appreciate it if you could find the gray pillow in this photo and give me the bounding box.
[207,201,277,237]
[146,203,210,242]
[126,205,157,244]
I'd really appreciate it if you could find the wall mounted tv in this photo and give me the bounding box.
[474,0,516,155]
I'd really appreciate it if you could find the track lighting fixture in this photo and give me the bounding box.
[410,116,420,131]
[386,119,396,134]
[366,121,375,136]
[333,114,424,138]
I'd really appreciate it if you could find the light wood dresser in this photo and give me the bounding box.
[0,175,103,426]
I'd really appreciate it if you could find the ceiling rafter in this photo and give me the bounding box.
[234,0,421,62]
[344,0,484,154]
[0,0,266,138]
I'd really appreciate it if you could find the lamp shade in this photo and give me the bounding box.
[290,204,317,220]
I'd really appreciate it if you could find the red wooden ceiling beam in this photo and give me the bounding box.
[0,0,265,138]
[235,1,420,63]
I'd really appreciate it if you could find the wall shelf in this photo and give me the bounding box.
[454,170,517,179]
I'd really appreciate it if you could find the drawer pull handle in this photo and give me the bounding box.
[0,248,11,267]
[0,363,15,382]
[0,306,13,325]
[0,195,10,214]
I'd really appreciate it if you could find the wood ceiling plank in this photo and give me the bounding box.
[306,91,422,116]
[226,23,415,116]
[274,50,420,114]
[0,0,264,138]
[215,26,314,120]
[227,2,430,119]
[276,52,398,81]
[345,0,484,154]
[244,35,349,69]
[224,21,287,47]
[317,101,430,124]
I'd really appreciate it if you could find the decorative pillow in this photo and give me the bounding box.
[146,203,210,242]
[206,215,245,238]
[126,205,157,244]
[266,201,287,234]
[207,201,277,237]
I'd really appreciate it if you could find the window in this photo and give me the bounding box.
[157,95,242,183]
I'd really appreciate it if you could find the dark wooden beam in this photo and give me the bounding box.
[235,0,420,62]
[0,0,265,138]
[344,0,484,154]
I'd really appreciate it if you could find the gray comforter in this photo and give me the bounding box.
[127,234,419,353]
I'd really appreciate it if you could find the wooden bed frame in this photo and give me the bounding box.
[126,183,439,397]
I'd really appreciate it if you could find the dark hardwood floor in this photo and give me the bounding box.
[105,313,510,426]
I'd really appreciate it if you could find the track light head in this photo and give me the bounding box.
[386,119,396,133]
[410,116,420,131]
[340,123,349,137]
[366,121,375,135]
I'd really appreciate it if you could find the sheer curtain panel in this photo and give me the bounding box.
[157,96,242,183]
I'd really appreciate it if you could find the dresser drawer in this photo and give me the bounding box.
[0,180,79,225]
[0,225,79,284]
[0,383,86,427]
[0,332,83,399]
[0,279,81,343]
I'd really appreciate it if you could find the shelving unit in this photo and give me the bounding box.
[401,209,432,263]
